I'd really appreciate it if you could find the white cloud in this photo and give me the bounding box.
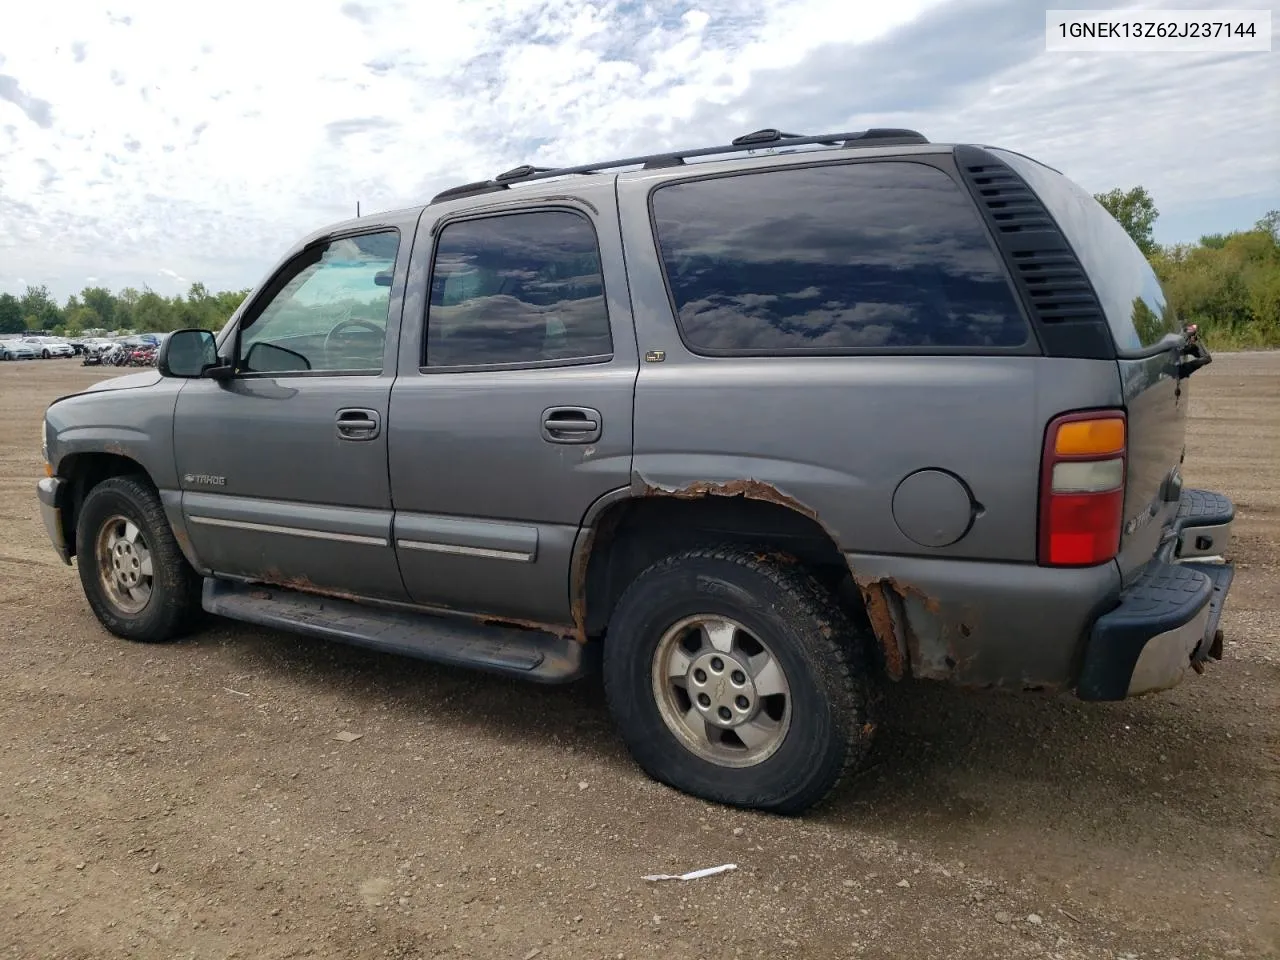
[0,0,1274,300]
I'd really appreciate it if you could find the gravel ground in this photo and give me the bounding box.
[0,354,1276,960]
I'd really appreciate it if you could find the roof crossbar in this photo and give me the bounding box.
[429,126,929,204]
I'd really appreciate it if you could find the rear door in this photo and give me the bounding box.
[994,150,1189,579]
[387,182,637,626]
[173,219,415,601]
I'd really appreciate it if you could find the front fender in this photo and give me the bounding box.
[45,379,184,488]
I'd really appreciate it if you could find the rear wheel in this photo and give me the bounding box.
[75,475,202,643]
[602,545,876,814]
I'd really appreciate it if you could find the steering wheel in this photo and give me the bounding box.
[323,318,383,367]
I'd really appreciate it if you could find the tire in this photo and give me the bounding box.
[602,545,875,815]
[75,475,203,643]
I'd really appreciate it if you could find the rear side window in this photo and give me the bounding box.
[993,149,1177,351]
[650,161,1030,354]
[425,210,613,368]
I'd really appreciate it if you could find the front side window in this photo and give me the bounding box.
[425,211,612,368]
[238,229,400,374]
[651,161,1030,354]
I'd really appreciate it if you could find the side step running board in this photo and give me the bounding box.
[202,579,593,683]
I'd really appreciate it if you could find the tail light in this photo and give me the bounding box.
[1039,410,1127,566]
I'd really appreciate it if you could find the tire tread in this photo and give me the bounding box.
[603,543,875,814]
[75,475,202,643]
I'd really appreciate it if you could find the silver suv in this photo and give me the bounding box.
[37,128,1234,813]
[24,336,75,359]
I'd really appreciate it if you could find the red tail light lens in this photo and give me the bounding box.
[1039,410,1127,566]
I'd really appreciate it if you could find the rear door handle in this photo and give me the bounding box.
[336,408,381,441]
[541,406,602,444]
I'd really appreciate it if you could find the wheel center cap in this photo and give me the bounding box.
[686,651,757,728]
[113,542,140,586]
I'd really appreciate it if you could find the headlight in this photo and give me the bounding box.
[40,420,48,467]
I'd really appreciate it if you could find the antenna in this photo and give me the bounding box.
[356,201,361,217]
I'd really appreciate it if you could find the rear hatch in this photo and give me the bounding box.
[993,150,1197,583]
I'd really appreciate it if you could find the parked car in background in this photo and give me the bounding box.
[22,336,75,359]
[1,340,39,361]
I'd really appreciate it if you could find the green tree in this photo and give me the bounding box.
[63,306,102,335]
[19,284,63,330]
[1094,186,1159,256]
[80,287,116,329]
[115,287,141,332]
[4,282,248,338]
[132,287,173,332]
[1155,221,1280,347]
[0,293,23,334]
[1256,210,1280,241]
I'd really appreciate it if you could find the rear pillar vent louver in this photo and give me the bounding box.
[954,146,1115,360]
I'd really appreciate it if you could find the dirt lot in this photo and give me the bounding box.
[0,355,1276,960]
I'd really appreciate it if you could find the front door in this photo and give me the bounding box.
[173,221,414,601]
[388,188,637,626]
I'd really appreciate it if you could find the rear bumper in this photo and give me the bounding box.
[1076,559,1232,699]
[36,476,72,565]
[1077,487,1235,701]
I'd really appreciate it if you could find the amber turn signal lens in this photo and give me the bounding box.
[1054,417,1126,457]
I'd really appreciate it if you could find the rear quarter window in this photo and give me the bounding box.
[992,149,1178,352]
[649,160,1031,355]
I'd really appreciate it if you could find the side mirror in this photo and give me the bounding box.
[157,328,219,378]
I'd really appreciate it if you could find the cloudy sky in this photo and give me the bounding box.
[1,0,1276,301]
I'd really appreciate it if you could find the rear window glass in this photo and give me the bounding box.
[650,161,1030,354]
[993,149,1177,351]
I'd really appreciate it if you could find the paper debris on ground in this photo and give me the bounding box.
[643,863,737,882]
[333,731,364,743]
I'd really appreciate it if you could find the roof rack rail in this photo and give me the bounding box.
[428,126,929,204]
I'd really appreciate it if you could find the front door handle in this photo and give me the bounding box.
[541,406,602,444]
[336,408,381,441]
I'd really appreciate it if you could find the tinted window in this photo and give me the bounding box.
[994,150,1177,351]
[239,230,399,373]
[651,161,1029,354]
[426,211,612,367]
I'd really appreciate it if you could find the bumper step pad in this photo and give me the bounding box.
[1077,562,1217,701]
[1175,488,1234,529]
[1174,488,1234,559]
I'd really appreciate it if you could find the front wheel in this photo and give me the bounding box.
[75,475,203,643]
[602,545,876,815]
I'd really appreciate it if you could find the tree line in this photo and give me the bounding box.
[1092,188,1278,349]
[0,284,252,337]
[2,191,1277,349]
